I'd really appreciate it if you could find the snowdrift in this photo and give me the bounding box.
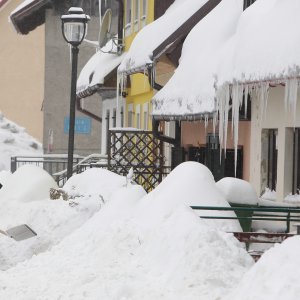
[0,162,252,299]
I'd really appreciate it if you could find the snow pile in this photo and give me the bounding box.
[284,193,300,205]
[225,236,300,300]
[260,188,277,201]
[152,0,242,119]
[0,112,42,171]
[118,0,209,73]
[0,165,58,203]
[77,39,126,95]
[0,162,252,299]
[216,177,258,205]
[0,167,130,271]
[136,162,242,232]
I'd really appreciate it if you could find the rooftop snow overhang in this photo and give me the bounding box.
[216,0,300,90]
[76,42,126,99]
[118,0,221,76]
[151,0,243,121]
[10,0,52,34]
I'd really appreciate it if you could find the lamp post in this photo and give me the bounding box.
[61,7,90,179]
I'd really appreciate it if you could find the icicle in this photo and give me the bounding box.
[212,112,217,135]
[231,83,242,177]
[284,78,299,126]
[259,82,269,122]
[244,84,249,117]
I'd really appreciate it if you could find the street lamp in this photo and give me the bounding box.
[61,7,90,179]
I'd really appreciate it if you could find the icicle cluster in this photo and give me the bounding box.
[216,77,300,175]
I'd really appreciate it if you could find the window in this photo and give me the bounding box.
[267,129,278,191]
[141,0,147,27]
[134,0,139,31]
[125,0,132,36]
[261,129,278,192]
[293,129,300,194]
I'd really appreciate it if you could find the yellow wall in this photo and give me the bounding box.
[0,0,44,141]
[123,0,154,130]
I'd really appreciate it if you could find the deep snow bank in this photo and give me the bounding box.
[225,236,300,300]
[135,162,242,232]
[0,167,131,271]
[0,162,252,299]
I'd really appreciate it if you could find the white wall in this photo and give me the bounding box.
[101,98,125,154]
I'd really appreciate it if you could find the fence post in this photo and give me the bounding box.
[287,211,291,232]
[11,156,17,173]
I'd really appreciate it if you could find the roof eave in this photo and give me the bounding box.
[152,111,216,122]
[10,0,52,35]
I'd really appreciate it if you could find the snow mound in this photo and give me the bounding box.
[0,172,252,299]
[63,168,129,202]
[0,168,130,271]
[0,165,58,203]
[216,177,258,205]
[135,162,242,232]
[0,112,42,171]
[225,236,300,300]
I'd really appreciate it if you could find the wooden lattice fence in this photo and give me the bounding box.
[107,129,169,192]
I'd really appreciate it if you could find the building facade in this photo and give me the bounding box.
[1,0,44,141]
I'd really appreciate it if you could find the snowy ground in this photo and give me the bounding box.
[0,115,299,299]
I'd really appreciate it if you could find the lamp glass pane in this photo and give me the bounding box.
[64,22,85,43]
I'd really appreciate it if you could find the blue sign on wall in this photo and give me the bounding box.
[64,117,92,134]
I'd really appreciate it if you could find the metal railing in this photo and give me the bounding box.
[11,154,109,186]
[191,205,300,232]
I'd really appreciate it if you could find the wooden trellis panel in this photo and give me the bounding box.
[107,129,167,192]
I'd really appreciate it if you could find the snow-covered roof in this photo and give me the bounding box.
[152,0,242,120]
[217,0,300,85]
[10,0,51,34]
[214,0,300,154]
[77,39,126,98]
[118,0,214,74]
